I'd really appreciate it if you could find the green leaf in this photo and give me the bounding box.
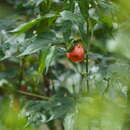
[10,17,43,34]
[60,11,87,42]
[45,46,56,73]
[25,88,74,126]
[18,39,51,56]
[60,11,85,25]
[62,21,72,42]
[0,34,25,60]
[35,0,44,6]
[78,0,89,19]
[38,50,48,74]
[29,0,44,6]
[10,13,57,34]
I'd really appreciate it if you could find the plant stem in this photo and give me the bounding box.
[17,90,50,100]
[86,52,89,93]
[19,57,24,86]
[86,18,90,93]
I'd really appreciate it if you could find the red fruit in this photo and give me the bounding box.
[66,44,85,62]
[20,86,27,91]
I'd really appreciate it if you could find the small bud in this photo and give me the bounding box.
[20,86,27,91]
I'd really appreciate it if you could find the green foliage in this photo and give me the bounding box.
[24,88,74,126]
[11,13,57,34]
[0,0,130,130]
[45,46,56,73]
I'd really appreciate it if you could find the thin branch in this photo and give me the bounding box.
[17,90,50,100]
